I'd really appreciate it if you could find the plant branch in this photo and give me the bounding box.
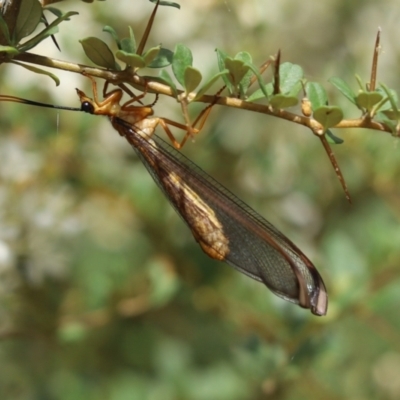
[10,52,394,137]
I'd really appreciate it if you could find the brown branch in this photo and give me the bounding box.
[9,52,394,138]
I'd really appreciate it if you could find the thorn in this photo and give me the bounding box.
[319,135,352,204]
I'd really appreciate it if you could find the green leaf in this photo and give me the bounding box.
[0,13,11,44]
[0,45,19,56]
[159,69,178,97]
[288,81,302,98]
[15,0,42,42]
[215,48,233,93]
[103,25,122,49]
[278,62,304,94]
[269,94,299,109]
[116,51,145,68]
[184,66,202,94]
[375,112,398,134]
[143,45,161,67]
[126,26,136,53]
[235,51,253,96]
[379,110,398,120]
[44,7,63,18]
[355,74,364,91]
[11,60,60,86]
[380,83,399,111]
[326,129,344,144]
[194,69,229,100]
[121,27,137,53]
[120,37,135,53]
[148,48,174,68]
[18,26,59,52]
[379,84,399,120]
[355,91,383,111]
[246,89,265,102]
[80,37,117,69]
[329,76,356,105]
[44,7,75,20]
[306,82,328,110]
[224,57,250,89]
[148,0,181,9]
[246,62,270,100]
[172,44,193,87]
[19,11,78,52]
[314,106,343,130]
[376,86,397,112]
[39,10,78,30]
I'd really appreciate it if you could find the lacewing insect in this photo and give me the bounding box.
[0,78,328,316]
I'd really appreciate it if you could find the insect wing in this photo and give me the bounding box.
[114,118,327,316]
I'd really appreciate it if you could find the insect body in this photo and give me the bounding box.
[76,79,328,316]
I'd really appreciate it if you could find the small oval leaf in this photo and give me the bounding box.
[143,45,161,67]
[120,37,135,54]
[279,62,304,94]
[224,58,250,87]
[314,106,343,130]
[148,48,173,68]
[246,88,266,102]
[235,51,253,95]
[116,51,145,68]
[215,48,233,93]
[80,37,116,69]
[356,91,383,111]
[306,82,328,110]
[269,94,299,109]
[184,66,202,94]
[124,26,136,53]
[172,44,193,86]
[15,0,42,42]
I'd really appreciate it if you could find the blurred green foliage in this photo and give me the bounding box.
[1,0,400,399]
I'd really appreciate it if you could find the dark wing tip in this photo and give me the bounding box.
[310,277,328,316]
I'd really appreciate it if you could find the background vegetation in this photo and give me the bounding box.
[1,0,400,399]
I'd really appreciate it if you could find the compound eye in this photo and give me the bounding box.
[81,101,94,114]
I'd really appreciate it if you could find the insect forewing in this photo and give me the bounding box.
[113,117,328,316]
